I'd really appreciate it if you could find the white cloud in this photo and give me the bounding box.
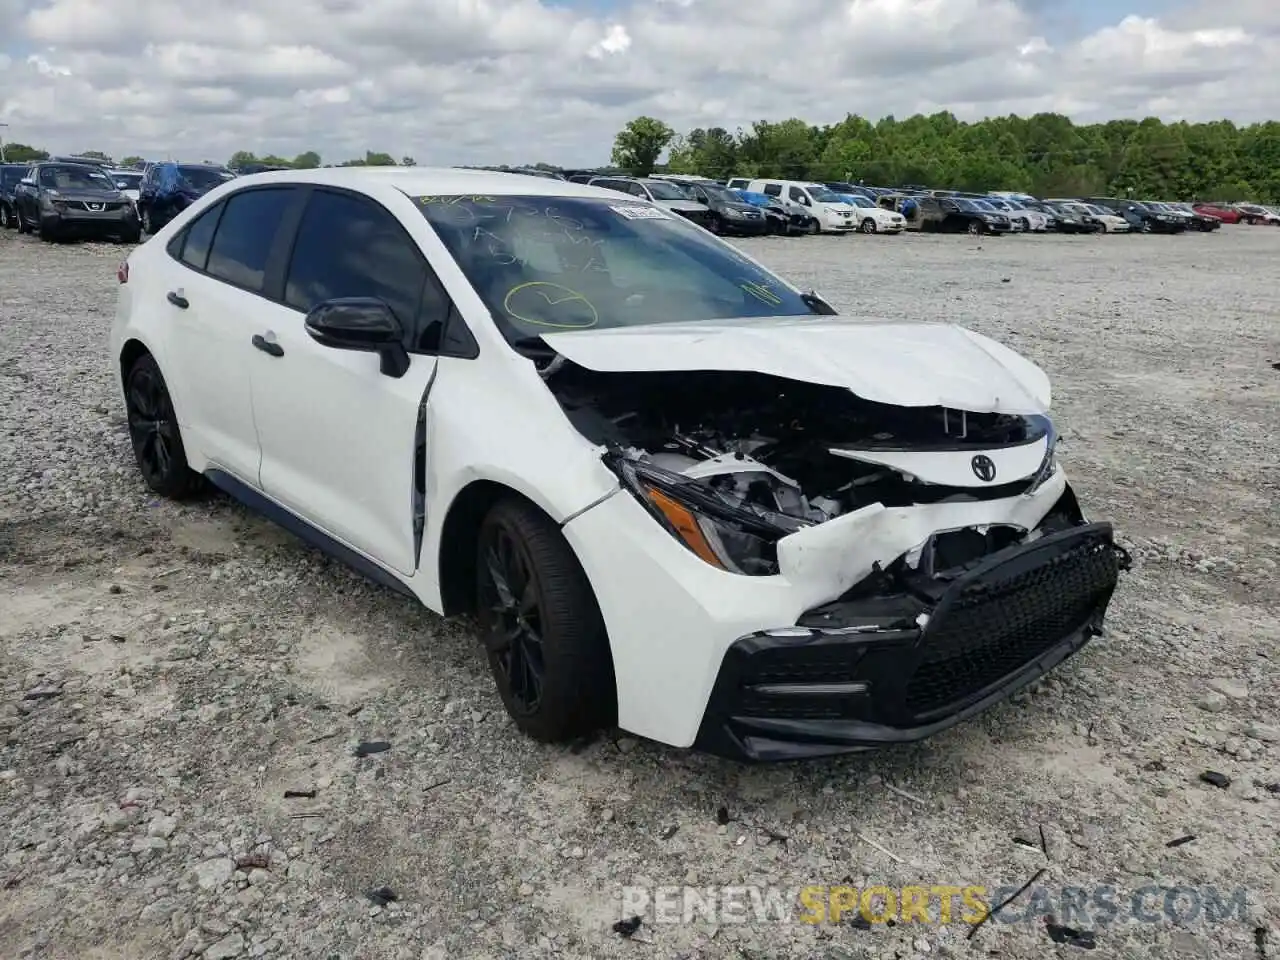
[0,0,1276,165]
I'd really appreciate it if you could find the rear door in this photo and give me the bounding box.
[250,187,450,575]
[162,186,303,483]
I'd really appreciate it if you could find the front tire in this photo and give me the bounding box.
[967,220,984,236]
[476,497,615,743]
[141,207,155,235]
[124,353,202,499]
[0,204,11,229]
[860,218,876,234]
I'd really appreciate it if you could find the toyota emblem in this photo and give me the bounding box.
[970,454,997,482]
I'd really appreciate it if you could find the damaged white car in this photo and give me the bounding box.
[111,169,1129,762]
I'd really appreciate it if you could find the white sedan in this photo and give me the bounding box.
[839,193,907,233]
[110,168,1129,761]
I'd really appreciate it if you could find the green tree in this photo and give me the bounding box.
[2,143,49,163]
[293,151,322,169]
[611,117,675,176]
[120,156,145,168]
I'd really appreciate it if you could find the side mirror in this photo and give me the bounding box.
[304,298,410,378]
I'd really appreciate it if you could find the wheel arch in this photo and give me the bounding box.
[437,478,606,619]
[118,337,153,388]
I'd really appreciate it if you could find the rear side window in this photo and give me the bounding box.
[283,190,449,352]
[205,188,294,293]
[180,203,224,271]
[762,183,781,197]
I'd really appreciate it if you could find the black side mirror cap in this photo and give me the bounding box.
[304,298,410,378]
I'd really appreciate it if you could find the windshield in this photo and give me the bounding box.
[971,200,999,211]
[806,187,843,204]
[46,166,113,190]
[952,198,980,212]
[642,180,691,201]
[1,167,25,187]
[984,199,1010,210]
[697,184,740,204]
[417,194,818,340]
[846,195,876,208]
[178,166,232,191]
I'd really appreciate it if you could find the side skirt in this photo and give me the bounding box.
[204,468,417,600]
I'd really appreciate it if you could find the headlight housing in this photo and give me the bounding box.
[1024,416,1059,495]
[606,455,809,576]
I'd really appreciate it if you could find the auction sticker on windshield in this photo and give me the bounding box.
[610,204,670,220]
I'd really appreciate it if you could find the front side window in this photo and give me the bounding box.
[205,188,295,293]
[284,189,448,351]
[417,194,818,343]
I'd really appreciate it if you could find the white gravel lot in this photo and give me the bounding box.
[1,225,1278,960]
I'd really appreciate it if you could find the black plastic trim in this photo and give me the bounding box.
[203,468,415,599]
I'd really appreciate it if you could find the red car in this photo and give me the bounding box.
[1193,203,1241,224]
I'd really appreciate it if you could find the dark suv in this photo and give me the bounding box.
[0,163,28,229]
[12,162,141,242]
[137,162,235,234]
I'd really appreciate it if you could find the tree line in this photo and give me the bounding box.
[609,113,1280,203]
[0,146,415,169]
[7,111,1278,202]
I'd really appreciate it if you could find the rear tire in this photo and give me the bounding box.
[16,209,32,234]
[0,204,11,229]
[475,497,616,743]
[124,353,203,500]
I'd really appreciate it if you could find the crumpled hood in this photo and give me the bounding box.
[541,317,1051,415]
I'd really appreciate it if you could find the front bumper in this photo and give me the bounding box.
[694,522,1129,761]
[723,216,770,235]
[41,208,138,236]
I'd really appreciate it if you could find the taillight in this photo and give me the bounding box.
[117,260,129,284]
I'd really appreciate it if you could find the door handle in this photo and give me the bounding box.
[252,333,284,357]
[166,290,189,309]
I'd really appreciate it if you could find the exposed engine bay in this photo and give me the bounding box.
[537,360,1071,578]
[548,363,1049,515]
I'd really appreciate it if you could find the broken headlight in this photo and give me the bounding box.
[607,455,808,576]
[1025,416,1059,495]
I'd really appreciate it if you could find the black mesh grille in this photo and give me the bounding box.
[745,644,870,685]
[905,534,1123,717]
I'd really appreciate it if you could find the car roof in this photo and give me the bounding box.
[189,166,637,205]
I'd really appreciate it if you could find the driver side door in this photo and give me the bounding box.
[250,187,457,576]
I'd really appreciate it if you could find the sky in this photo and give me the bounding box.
[0,0,1276,167]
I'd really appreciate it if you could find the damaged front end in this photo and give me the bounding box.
[544,358,1130,761]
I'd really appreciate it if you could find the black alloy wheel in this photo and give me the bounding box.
[481,520,546,714]
[125,354,201,499]
[967,220,983,236]
[475,498,615,742]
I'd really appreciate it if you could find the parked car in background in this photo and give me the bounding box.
[1049,201,1130,233]
[729,191,798,234]
[665,178,770,236]
[0,163,28,229]
[1235,204,1280,226]
[834,192,907,234]
[969,198,1024,231]
[823,182,877,202]
[1159,203,1220,231]
[12,161,141,242]
[110,166,1128,761]
[587,176,716,230]
[984,198,1050,232]
[108,169,143,211]
[1087,198,1186,234]
[137,162,236,234]
[748,180,857,233]
[1026,201,1099,234]
[916,196,1011,234]
[1192,203,1241,224]
[50,155,114,172]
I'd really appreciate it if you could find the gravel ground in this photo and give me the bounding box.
[1,225,1278,960]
